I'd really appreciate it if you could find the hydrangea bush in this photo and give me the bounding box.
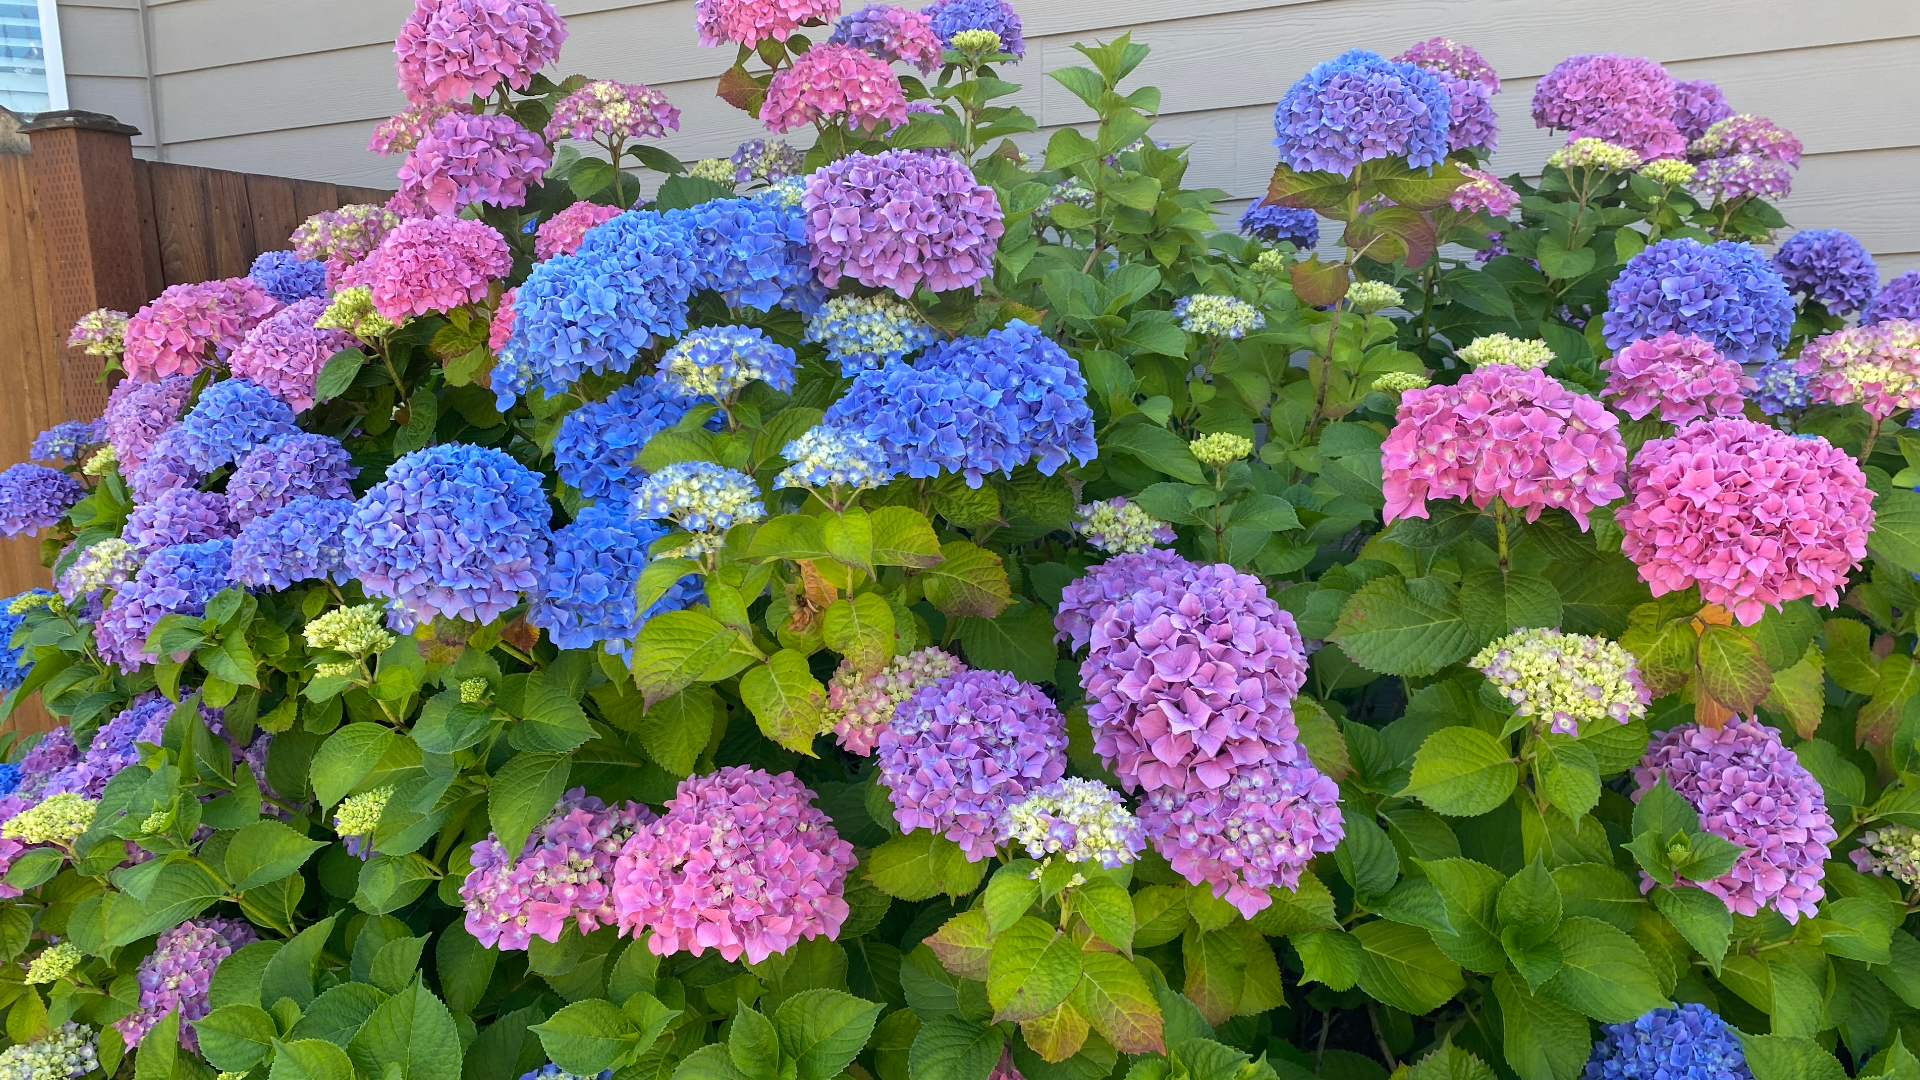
[1,8,1916,1080]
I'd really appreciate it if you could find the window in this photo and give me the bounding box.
[0,0,66,116]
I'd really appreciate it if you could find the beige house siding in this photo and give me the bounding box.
[51,0,1920,276]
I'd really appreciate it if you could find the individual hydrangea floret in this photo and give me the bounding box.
[612,766,856,964]
[1602,238,1794,364]
[529,509,696,657]
[1346,280,1403,313]
[67,309,128,358]
[303,604,395,657]
[315,286,406,341]
[545,80,680,143]
[228,296,361,411]
[1470,629,1649,735]
[334,786,393,859]
[1189,432,1253,469]
[1867,271,1920,325]
[1237,203,1319,247]
[1851,824,1920,887]
[730,139,804,187]
[831,4,943,73]
[923,0,1024,58]
[124,488,232,555]
[1394,37,1497,90]
[533,202,623,260]
[1670,79,1733,141]
[1382,364,1626,528]
[111,918,256,1052]
[461,787,652,949]
[231,497,353,591]
[1601,331,1751,424]
[397,111,551,216]
[1272,49,1450,174]
[1449,165,1519,215]
[175,379,298,472]
[1637,158,1697,187]
[344,444,552,632]
[824,647,965,756]
[247,250,327,304]
[762,43,908,134]
[774,425,893,495]
[632,462,765,556]
[94,540,232,672]
[1634,719,1835,921]
[1173,295,1265,339]
[659,325,797,403]
[803,294,938,373]
[877,670,1066,859]
[802,149,1003,297]
[1003,777,1145,868]
[393,0,567,104]
[2,792,95,844]
[1693,153,1794,202]
[1794,319,1920,420]
[1547,137,1642,171]
[0,1023,97,1080]
[1370,371,1429,393]
[1771,229,1878,316]
[226,433,358,525]
[1074,497,1175,555]
[122,279,281,381]
[25,942,81,985]
[343,216,511,322]
[58,539,139,603]
[0,465,83,538]
[1583,1004,1753,1080]
[1618,418,1870,625]
[1457,332,1555,370]
[30,423,96,465]
[1530,53,1686,160]
[100,375,191,475]
[552,378,697,503]
[1141,755,1343,918]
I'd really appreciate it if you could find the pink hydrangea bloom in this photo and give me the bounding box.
[1074,560,1309,796]
[1794,319,1920,419]
[100,375,193,473]
[545,80,680,143]
[534,202,623,260]
[461,787,651,950]
[1531,53,1686,160]
[826,646,965,755]
[1449,164,1519,215]
[1054,548,1196,652]
[289,204,403,291]
[1690,113,1802,166]
[1617,417,1871,625]
[1381,364,1627,528]
[394,0,567,105]
[1694,153,1795,202]
[228,297,360,411]
[1633,719,1836,922]
[831,5,943,75]
[1141,754,1343,918]
[342,217,510,322]
[113,917,258,1051]
[1601,332,1751,424]
[369,101,469,156]
[122,279,282,381]
[695,0,839,48]
[489,288,517,353]
[397,112,551,217]
[803,149,1003,297]
[762,43,908,135]
[612,766,855,964]
[1394,37,1498,91]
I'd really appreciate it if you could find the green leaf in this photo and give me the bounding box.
[631,609,756,706]
[739,649,827,754]
[313,351,367,404]
[370,937,428,995]
[224,819,326,892]
[866,830,987,900]
[1539,917,1669,1022]
[925,910,992,980]
[673,1045,748,1080]
[1740,1034,1848,1080]
[1535,236,1596,280]
[870,507,944,568]
[1331,576,1477,677]
[1334,811,1401,896]
[195,1005,277,1072]
[1440,268,1515,320]
[310,723,398,808]
[1248,873,1339,937]
[1697,624,1772,713]
[1071,951,1163,1054]
[822,594,896,676]
[1100,421,1205,484]
[489,752,570,858]
[1491,971,1590,1080]
[1419,858,1506,974]
[1043,127,1101,171]
[1650,886,1731,973]
[625,686,715,778]
[346,977,461,1080]
[107,861,226,946]
[1407,1040,1498,1080]
[531,999,638,1076]
[1352,921,1464,1015]
[921,541,1012,619]
[987,916,1082,1022]
[1869,489,1920,575]
[1537,740,1600,820]
[773,989,883,1080]
[908,1015,1004,1080]
[1402,727,1518,817]
[287,983,388,1048]
[269,1039,356,1080]
[727,1006,780,1080]
[1294,928,1361,992]
[983,864,1040,936]
[954,601,1058,684]
[1076,877,1135,954]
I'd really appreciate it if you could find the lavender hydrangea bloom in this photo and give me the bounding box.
[226,432,358,525]
[877,669,1067,859]
[342,444,552,632]
[1531,54,1686,160]
[1440,73,1499,154]
[552,377,701,502]
[1238,203,1320,247]
[922,0,1024,58]
[113,918,257,1051]
[123,488,232,555]
[1054,548,1196,651]
[100,375,192,474]
[1272,50,1451,174]
[1141,754,1343,917]
[0,465,84,538]
[127,425,203,504]
[231,496,353,590]
[42,693,169,799]
[1602,238,1795,363]
[248,250,327,304]
[1867,270,1920,325]
[528,507,699,657]
[667,192,820,313]
[824,321,1096,487]
[801,150,1004,298]
[175,379,298,472]
[1670,79,1733,142]
[461,788,651,950]
[30,423,96,464]
[1771,229,1878,316]
[1582,1004,1753,1080]
[1393,37,1497,89]
[95,540,233,672]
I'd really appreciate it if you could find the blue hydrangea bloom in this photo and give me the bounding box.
[824,320,1096,487]
[0,589,53,693]
[0,464,85,538]
[42,692,170,798]
[231,496,353,591]
[666,194,821,313]
[528,504,700,658]
[176,378,299,472]
[775,425,894,492]
[803,295,938,374]
[30,422,97,464]
[659,325,797,404]
[1602,239,1795,364]
[633,461,766,539]
[1273,50,1451,174]
[497,210,700,406]
[95,539,234,672]
[553,377,703,503]
[1771,229,1877,316]
[1238,203,1320,248]
[1582,1004,1752,1080]
[249,250,328,304]
[923,0,1024,57]
[342,444,553,632]
[0,763,19,796]
[227,432,358,525]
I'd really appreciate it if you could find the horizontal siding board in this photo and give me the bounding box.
[55,4,145,77]
[63,74,155,146]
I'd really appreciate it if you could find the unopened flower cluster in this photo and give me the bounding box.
[1003,777,1145,867]
[1173,295,1265,338]
[1458,332,1554,370]
[1074,497,1175,554]
[775,425,892,493]
[1471,629,1650,735]
[1851,825,1920,888]
[633,462,765,555]
[804,295,938,373]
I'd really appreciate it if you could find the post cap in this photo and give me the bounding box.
[19,111,141,137]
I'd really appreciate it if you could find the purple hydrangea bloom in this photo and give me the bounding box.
[95,540,234,672]
[877,670,1067,860]
[1602,238,1795,363]
[1670,79,1732,142]
[342,444,552,632]
[1238,203,1320,247]
[1583,1004,1753,1080]
[1771,229,1878,316]
[824,321,1096,487]
[551,377,700,503]
[802,150,1004,298]
[30,423,97,465]
[123,488,232,555]
[461,788,651,950]
[1054,549,1196,652]
[1633,719,1836,922]
[528,506,699,657]
[1272,50,1451,174]
[175,378,298,472]
[1393,37,1497,90]
[0,590,52,693]
[228,297,361,413]
[1693,153,1795,202]
[231,496,353,591]
[667,194,820,313]
[247,250,327,304]
[16,728,79,794]
[830,4,943,74]
[113,918,258,1052]
[42,693,170,799]
[1750,360,1813,416]
[127,425,203,504]
[101,375,193,474]
[922,0,1024,58]
[1440,73,1498,154]
[0,465,84,538]
[1867,270,1920,325]
[1531,54,1686,160]
[1141,754,1343,918]
[226,433,358,525]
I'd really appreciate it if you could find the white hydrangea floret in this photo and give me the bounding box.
[1458,333,1556,371]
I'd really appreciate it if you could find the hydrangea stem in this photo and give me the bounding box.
[1491,496,1511,571]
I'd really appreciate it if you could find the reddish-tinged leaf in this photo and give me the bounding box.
[1181,926,1247,1026]
[1018,1004,1089,1064]
[925,911,992,981]
[1070,952,1164,1054]
[1291,257,1351,308]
